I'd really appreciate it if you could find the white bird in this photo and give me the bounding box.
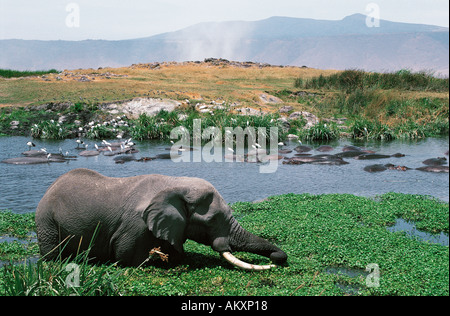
[95,144,99,150]
[46,153,51,160]
[27,141,36,150]
[102,140,112,146]
[76,139,84,148]
[40,148,47,153]
[254,143,261,148]
[107,146,113,152]
[227,147,234,153]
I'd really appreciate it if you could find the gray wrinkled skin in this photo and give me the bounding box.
[35,169,287,267]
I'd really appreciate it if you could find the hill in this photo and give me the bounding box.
[0,14,448,76]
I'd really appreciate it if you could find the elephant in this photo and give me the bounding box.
[35,169,287,270]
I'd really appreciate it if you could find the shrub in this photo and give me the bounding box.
[30,120,69,140]
[295,69,449,92]
[300,121,340,141]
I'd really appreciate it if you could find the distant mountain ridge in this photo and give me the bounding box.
[1,14,448,76]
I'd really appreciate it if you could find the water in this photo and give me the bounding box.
[0,136,448,214]
[387,219,449,246]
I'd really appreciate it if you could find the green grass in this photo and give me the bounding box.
[130,108,286,143]
[0,69,59,79]
[1,65,448,142]
[0,211,35,238]
[288,70,450,140]
[295,69,449,92]
[1,193,448,296]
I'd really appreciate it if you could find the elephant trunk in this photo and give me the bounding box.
[223,219,287,270]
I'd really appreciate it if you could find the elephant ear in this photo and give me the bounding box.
[139,188,189,254]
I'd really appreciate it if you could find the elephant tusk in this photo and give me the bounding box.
[221,252,276,271]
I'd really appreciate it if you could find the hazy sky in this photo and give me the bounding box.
[1,0,448,40]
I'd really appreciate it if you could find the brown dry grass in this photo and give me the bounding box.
[0,62,336,108]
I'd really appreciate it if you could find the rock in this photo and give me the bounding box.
[277,117,290,129]
[103,97,181,119]
[237,107,267,116]
[10,121,19,129]
[259,93,283,104]
[289,111,319,128]
[279,106,293,113]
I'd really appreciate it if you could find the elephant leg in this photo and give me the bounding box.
[111,229,151,267]
[112,231,183,267]
[36,218,65,261]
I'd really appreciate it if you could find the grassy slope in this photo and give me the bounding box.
[1,193,448,296]
[0,63,331,108]
[1,63,448,138]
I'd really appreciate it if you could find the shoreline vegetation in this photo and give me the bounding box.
[0,193,448,296]
[1,62,448,142]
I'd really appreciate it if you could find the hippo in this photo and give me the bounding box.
[416,166,449,173]
[384,164,411,171]
[364,164,388,173]
[391,153,406,158]
[282,160,303,165]
[316,145,334,152]
[342,145,362,152]
[2,156,67,165]
[283,155,348,165]
[155,153,181,159]
[294,145,313,153]
[422,157,447,166]
[114,155,137,164]
[354,154,391,160]
[335,151,365,158]
[79,150,100,157]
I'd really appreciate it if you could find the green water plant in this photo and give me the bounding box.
[1,192,448,296]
